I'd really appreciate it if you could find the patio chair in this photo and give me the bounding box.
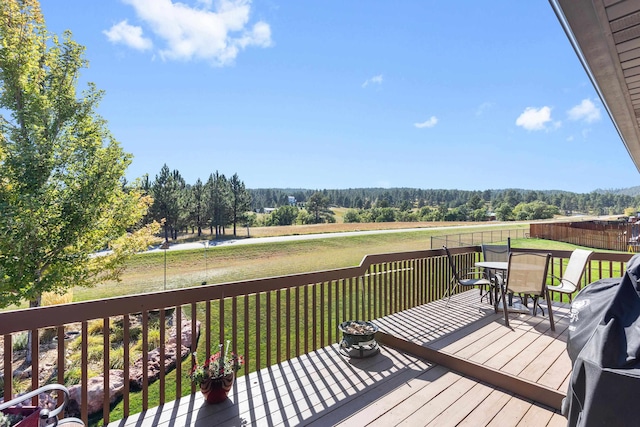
[0,383,85,426]
[481,238,511,303]
[501,252,554,331]
[546,248,593,298]
[442,246,492,307]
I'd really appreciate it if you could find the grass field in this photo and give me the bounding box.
[74,223,530,301]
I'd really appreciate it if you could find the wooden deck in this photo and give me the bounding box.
[107,291,571,426]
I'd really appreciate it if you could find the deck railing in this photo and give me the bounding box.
[0,246,633,425]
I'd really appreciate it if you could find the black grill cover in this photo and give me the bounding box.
[562,254,640,426]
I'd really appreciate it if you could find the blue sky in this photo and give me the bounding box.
[39,0,640,193]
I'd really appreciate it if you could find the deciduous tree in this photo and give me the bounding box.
[0,0,158,322]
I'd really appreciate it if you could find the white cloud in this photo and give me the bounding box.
[515,106,553,131]
[414,116,438,129]
[568,99,601,123]
[112,0,272,66]
[476,101,494,116]
[103,20,153,51]
[362,74,383,88]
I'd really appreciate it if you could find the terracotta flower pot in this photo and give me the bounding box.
[199,372,235,404]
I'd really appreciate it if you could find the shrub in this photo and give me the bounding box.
[147,328,161,350]
[39,327,57,344]
[110,346,125,370]
[129,325,142,342]
[64,366,82,386]
[343,209,361,223]
[87,342,104,363]
[12,332,28,351]
[68,334,102,355]
[87,319,105,335]
[41,290,73,306]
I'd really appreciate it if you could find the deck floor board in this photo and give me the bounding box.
[106,290,569,427]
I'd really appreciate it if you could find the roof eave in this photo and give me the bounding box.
[550,0,640,173]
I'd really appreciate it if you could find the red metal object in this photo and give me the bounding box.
[2,406,41,427]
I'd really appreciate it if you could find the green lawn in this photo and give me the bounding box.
[72,225,531,301]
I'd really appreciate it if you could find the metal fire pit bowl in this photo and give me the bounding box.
[338,320,380,358]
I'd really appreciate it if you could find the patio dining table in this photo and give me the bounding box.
[474,261,530,314]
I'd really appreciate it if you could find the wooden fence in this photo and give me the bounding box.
[530,221,638,252]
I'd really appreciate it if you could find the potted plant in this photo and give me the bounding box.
[189,341,244,404]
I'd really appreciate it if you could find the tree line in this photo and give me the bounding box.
[250,187,640,219]
[143,174,640,233]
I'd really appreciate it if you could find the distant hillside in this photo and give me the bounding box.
[594,186,640,196]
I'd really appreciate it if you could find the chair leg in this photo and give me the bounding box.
[480,285,493,304]
[445,282,459,307]
[499,283,509,327]
[532,296,542,316]
[545,289,555,331]
[534,296,545,316]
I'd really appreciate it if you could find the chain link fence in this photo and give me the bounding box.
[430,228,528,249]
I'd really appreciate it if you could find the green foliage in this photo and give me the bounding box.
[0,411,20,427]
[466,194,485,210]
[374,207,396,222]
[39,327,57,344]
[188,342,244,386]
[343,209,361,223]
[147,328,161,350]
[110,346,125,370]
[444,206,467,221]
[513,201,560,220]
[87,319,106,335]
[0,0,158,309]
[245,212,258,227]
[306,192,333,224]
[469,208,489,222]
[150,165,184,241]
[64,366,82,386]
[250,187,640,220]
[496,203,515,221]
[206,171,231,239]
[265,205,298,226]
[87,342,104,363]
[295,209,313,225]
[12,332,28,351]
[228,173,252,236]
